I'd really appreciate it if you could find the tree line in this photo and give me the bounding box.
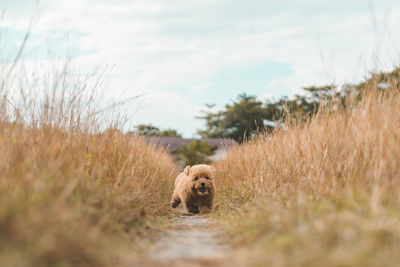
[132,67,400,145]
[198,67,400,143]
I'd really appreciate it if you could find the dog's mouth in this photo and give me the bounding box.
[198,187,207,194]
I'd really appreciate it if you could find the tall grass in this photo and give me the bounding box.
[215,78,400,266]
[0,57,177,266]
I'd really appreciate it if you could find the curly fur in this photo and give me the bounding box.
[170,164,216,214]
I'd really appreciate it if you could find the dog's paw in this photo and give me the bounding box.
[170,200,180,208]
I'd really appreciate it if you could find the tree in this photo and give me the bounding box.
[133,124,160,136]
[197,88,340,143]
[177,140,214,166]
[132,124,182,137]
[356,67,400,91]
[157,129,182,137]
[197,94,269,143]
[263,85,334,124]
[197,68,400,143]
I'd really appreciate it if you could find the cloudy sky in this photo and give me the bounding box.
[1,0,400,137]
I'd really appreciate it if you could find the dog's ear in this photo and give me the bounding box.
[184,165,190,175]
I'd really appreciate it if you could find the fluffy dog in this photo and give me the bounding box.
[170,164,215,214]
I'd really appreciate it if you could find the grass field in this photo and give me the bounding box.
[213,79,400,266]
[2,37,400,267]
[0,61,178,266]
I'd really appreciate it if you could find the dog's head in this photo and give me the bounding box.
[184,164,215,196]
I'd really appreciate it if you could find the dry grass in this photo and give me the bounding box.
[214,81,400,266]
[0,60,177,266]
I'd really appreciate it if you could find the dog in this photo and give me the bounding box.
[170,164,215,214]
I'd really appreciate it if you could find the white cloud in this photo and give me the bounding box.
[2,0,400,136]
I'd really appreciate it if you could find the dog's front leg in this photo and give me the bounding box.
[185,203,200,214]
[170,193,181,208]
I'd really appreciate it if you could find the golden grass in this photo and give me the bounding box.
[0,61,177,266]
[214,83,400,266]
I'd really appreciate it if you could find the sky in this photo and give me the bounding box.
[1,0,400,137]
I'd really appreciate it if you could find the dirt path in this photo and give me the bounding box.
[147,213,230,267]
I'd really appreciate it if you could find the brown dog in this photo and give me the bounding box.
[170,164,215,214]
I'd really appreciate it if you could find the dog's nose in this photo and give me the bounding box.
[200,182,205,187]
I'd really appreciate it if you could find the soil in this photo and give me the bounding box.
[147,213,230,267]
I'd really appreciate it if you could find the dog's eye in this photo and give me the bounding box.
[205,176,209,180]
[194,176,199,181]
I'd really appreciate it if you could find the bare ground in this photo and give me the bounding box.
[145,213,230,267]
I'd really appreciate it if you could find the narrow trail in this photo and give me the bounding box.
[147,213,230,267]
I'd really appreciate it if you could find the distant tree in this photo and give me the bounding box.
[197,88,341,143]
[197,94,269,143]
[157,129,182,137]
[357,67,400,91]
[264,85,334,123]
[133,124,160,136]
[197,68,400,143]
[131,124,182,137]
[177,140,214,166]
